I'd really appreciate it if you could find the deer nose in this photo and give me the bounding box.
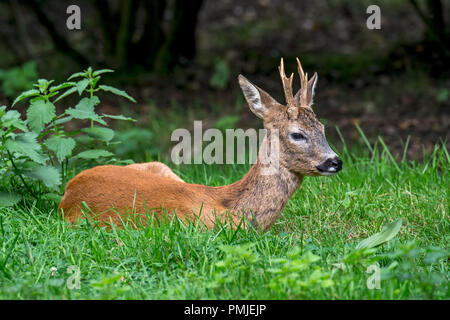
[330,157,342,170]
[316,156,343,175]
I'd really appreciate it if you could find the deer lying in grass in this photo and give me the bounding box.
[59,58,342,231]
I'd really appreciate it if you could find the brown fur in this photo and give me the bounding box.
[59,58,339,231]
[126,162,184,182]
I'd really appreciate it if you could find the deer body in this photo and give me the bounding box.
[60,136,302,230]
[59,163,231,229]
[59,58,342,230]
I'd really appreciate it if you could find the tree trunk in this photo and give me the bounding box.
[410,0,449,56]
[12,0,204,73]
[115,0,139,68]
[23,0,90,67]
[133,0,167,68]
[154,0,204,73]
[94,0,115,62]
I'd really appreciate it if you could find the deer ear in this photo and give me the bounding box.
[238,75,277,119]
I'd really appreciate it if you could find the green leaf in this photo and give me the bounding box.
[91,273,124,287]
[45,135,76,162]
[43,116,74,131]
[0,191,22,207]
[68,71,87,80]
[66,97,106,125]
[46,91,60,99]
[424,247,449,264]
[5,132,45,164]
[215,115,239,130]
[436,89,449,102]
[1,110,28,132]
[210,59,230,89]
[98,85,136,102]
[12,89,40,106]
[24,165,61,188]
[54,86,78,103]
[26,99,56,133]
[75,149,114,159]
[102,114,136,122]
[76,79,90,95]
[82,126,114,142]
[91,76,101,88]
[49,82,75,93]
[93,69,114,77]
[356,219,403,249]
[36,79,53,93]
[42,192,62,204]
[54,116,74,126]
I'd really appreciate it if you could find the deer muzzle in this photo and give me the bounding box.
[316,156,343,176]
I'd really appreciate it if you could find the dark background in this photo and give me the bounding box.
[0,0,449,160]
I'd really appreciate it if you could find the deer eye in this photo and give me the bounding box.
[290,132,306,141]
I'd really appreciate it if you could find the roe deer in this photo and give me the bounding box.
[58,58,342,231]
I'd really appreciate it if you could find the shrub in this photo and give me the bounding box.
[0,67,136,206]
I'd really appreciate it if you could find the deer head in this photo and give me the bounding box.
[238,58,342,176]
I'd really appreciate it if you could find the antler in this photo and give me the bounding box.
[278,58,295,106]
[296,57,309,106]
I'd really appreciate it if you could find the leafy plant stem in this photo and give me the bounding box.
[5,149,36,199]
[61,158,65,187]
[52,119,59,135]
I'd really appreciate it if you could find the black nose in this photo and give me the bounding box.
[331,157,343,170]
[316,156,343,173]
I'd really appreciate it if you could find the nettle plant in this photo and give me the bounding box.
[0,68,136,206]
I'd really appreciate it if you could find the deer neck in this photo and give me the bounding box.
[218,135,303,230]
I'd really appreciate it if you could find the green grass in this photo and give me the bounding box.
[0,142,448,299]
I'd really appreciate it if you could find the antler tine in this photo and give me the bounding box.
[278,58,295,106]
[296,57,309,106]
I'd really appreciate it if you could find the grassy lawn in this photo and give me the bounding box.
[0,143,448,299]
